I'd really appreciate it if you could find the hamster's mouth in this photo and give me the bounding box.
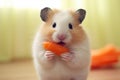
[57,41,66,46]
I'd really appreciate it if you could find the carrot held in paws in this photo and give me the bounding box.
[43,42,69,56]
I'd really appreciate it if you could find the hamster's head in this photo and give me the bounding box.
[40,7,86,46]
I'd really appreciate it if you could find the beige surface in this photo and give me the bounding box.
[0,60,120,80]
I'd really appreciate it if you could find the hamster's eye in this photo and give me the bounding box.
[52,22,56,28]
[68,23,73,29]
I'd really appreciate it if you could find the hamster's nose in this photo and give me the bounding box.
[57,34,66,40]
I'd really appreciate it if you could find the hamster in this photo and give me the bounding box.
[32,7,91,80]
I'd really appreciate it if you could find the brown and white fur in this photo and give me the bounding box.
[32,7,91,80]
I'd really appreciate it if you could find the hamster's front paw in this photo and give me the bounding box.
[61,53,74,62]
[44,51,55,61]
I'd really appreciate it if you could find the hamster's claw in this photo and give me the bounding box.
[44,51,55,60]
[61,53,73,62]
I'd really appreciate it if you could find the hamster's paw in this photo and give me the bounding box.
[44,51,55,61]
[61,53,74,62]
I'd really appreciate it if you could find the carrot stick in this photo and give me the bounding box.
[43,42,69,56]
[91,45,119,68]
[43,42,120,68]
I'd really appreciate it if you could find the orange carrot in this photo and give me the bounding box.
[43,42,120,68]
[91,45,119,68]
[43,42,69,56]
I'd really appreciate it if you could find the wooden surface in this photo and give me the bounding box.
[0,60,120,80]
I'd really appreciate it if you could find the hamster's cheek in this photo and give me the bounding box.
[64,32,72,43]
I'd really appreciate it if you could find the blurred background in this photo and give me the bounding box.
[0,0,120,62]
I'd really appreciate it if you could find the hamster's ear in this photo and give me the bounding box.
[40,7,52,22]
[76,9,86,24]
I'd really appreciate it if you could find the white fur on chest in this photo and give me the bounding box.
[32,32,91,80]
